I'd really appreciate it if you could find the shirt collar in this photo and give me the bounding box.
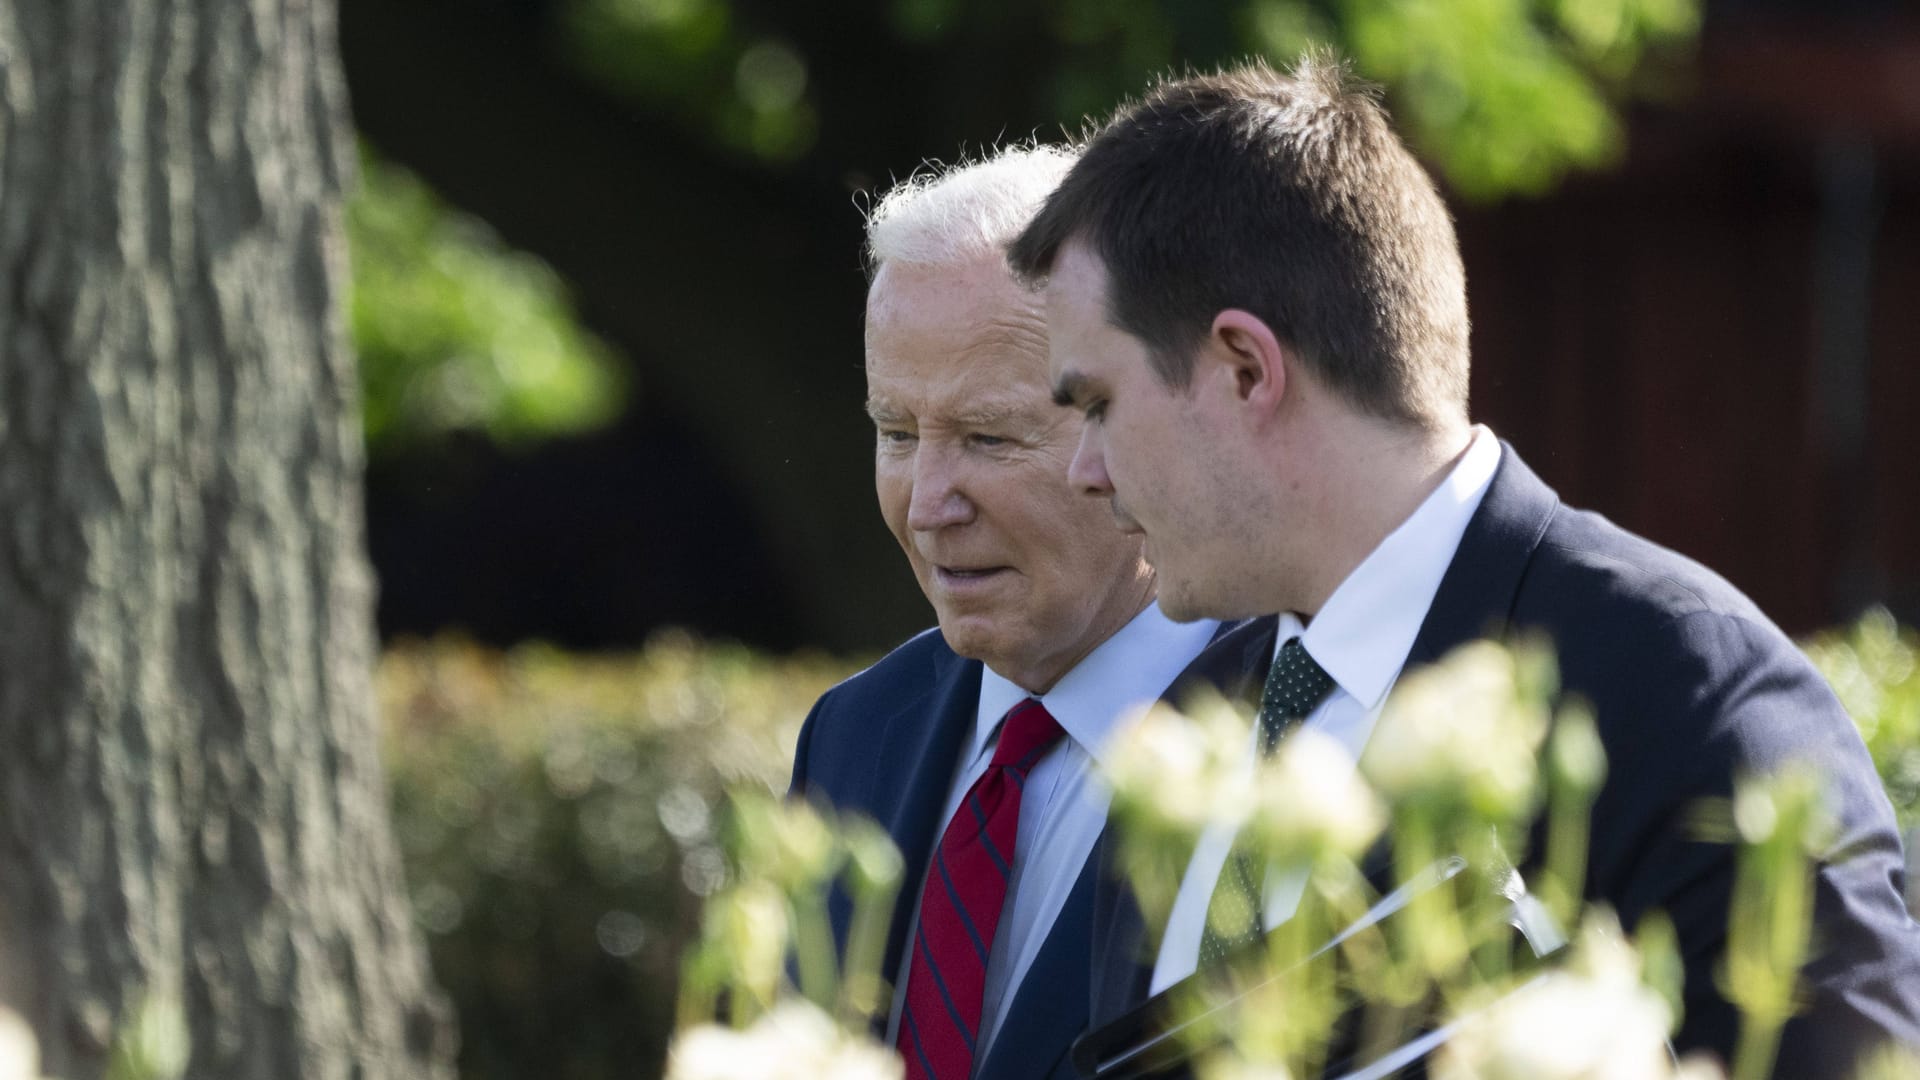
[1299,426,1501,710]
[974,602,1222,770]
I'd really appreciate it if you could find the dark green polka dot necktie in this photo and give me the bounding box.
[1197,636,1337,969]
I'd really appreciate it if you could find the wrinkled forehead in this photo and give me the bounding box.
[866,258,1044,350]
[864,260,1053,413]
[864,342,1053,425]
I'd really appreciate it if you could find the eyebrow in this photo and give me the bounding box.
[864,401,1033,427]
[950,403,1028,428]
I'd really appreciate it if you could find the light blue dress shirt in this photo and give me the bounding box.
[883,601,1221,1055]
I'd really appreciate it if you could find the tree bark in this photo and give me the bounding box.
[0,2,453,1078]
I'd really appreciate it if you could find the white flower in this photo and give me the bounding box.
[1669,1056,1729,1080]
[1435,919,1673,1080]
[667,1000,901,1080]
[1435,971,1671,1080]
[1247,728,1384,862]
[1362,640,1549,820]
[0,1007,37,1080]
[668,1023,770,1080]
[1103,697,1255,836]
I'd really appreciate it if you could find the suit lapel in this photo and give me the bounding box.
[1342,445,1561,901]
[860,642,984,1015]
[1166,617,1279,713]
[975,850,1102,1078]
[853,616,1287,1053]
[1086,616,1279,1027]
[1403,442,1561,673]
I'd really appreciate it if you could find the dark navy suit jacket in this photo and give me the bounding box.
[790,622,1267,1079]
[1086,444,1920,1078]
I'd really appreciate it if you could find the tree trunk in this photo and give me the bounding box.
[0,2,453,1078]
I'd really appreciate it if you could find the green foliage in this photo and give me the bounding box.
[348,153,628,456]
[553,0,1700,199]
[378,616,1916,1079]
[1804,608,1920,832]
[674,637,1873,1079]
[1044,0,1702,199]
[562,0,817,162]
[677,793,904,1033]
[380,633,854,1080]
[1331,0,1698,199]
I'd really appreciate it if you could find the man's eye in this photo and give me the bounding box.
[878,429,916,445]
[969,433,1007,448]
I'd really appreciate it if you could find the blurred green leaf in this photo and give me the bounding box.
[382,613,1913,1080]
[348,152,628,457]
[549,0,1700,199]
[380,632,857,1080]
[561,0,819,163]
[1804,608,1920,833]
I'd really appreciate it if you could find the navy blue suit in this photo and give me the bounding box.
[791,624,1267,1079]
[1086,444,1920,1077]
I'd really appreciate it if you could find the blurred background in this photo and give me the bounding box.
[340,0,1920,1076]
[346,0,1919,657]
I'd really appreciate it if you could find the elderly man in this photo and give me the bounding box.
[1009,56,1920,1076]
[789,148,1264,1080]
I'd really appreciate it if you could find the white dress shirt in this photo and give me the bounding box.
[884,602,1222,1055]
[1150,426,1502,993]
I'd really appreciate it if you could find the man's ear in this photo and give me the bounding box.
[1209,309,1289,416]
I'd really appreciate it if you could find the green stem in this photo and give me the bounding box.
[790,893,839,1012]
[1731,1010,1785,1080]
[838,876,901,1027]
[1543,780,1593,930]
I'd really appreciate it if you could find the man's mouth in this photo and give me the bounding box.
[934,565,1010,586]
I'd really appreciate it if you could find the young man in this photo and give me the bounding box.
[1009,55,1920,1077]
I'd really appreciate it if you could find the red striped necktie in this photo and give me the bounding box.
[897,698,1065,1080]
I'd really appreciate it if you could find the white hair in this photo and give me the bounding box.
[863,144,1078,275]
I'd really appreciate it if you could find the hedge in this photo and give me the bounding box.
[382,613,1917,1080]
[381,632,853,1080]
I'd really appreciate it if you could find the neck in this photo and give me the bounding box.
[999,569,1157,695]
[1276,412,1474,618]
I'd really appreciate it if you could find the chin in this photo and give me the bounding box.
[1157,579,1242,624]
[1155,594,1209,624]
[933,616,1000,662]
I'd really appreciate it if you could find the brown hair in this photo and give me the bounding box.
[1008,52,1469,428]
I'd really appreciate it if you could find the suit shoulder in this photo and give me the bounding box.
[811,625,952,713]
[1515,504,1879,829]
[1518,503,1846,761]
[1526,503,1777,635]
[792,626,957,797]
[801,625,961,750]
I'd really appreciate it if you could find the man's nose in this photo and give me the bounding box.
[906,445,974,531]
[1068,424,1113,496]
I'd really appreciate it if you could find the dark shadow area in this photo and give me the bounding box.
[368,399,805,651]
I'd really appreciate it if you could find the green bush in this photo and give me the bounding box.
[381,633,855,1080]
[383,614,1916,1079]
[1803,608,1920,832]
[350,151,628,457]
